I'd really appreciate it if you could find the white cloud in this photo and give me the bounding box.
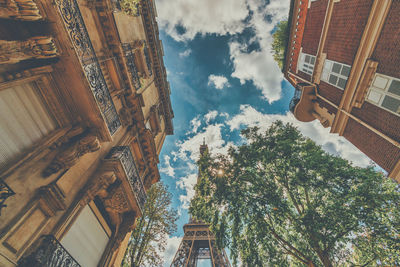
[160,155,175,177]
[177,173,198,209]
[227,105,371,167]
[189,116,201,134]
[179,49,192,58]
[208,75,230,90]
[229,0,290,103]
[204,110,218,124]
[155,0,248,41]
[161,236,182,267]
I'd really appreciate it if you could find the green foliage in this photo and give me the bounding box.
[120,0,141,17]
[271,20,289,70]
[122,182,178,267]
[190,121,400,267]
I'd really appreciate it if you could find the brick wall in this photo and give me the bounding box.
[316,97,337,115]
[302,0,328,55]
[288,0,308,74]
[343,118,400,172]
[297,70,312,82]
[324,0,373,65]
[351,102,400,142]
[318,81,343,105]
[372,1,400,79]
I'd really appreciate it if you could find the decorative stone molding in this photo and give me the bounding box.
[103,185,130,214]
[352,59,378,108]
[0,36,58,64]
[37,183,66,215]
[43,134,100,177]
[0,0,42,21]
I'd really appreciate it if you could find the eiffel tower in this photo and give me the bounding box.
[171,141,231,267]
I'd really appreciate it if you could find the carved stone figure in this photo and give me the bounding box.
[0,36,57,64]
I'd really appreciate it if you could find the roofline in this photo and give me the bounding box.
[282,0,296,74]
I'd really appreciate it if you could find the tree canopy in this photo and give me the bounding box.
[190,121,400,267]
[122,182,178,267]
[271,20,289,70]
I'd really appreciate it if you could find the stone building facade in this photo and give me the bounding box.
[284,0,400,182]
[0,0,173,266]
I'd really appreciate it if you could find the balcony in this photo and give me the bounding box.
[122,44,142,91]
[18,235,80,267]
[289,84,317,122]
[289,87,302,113]
[105,146,146,211]
[54,0,121,135]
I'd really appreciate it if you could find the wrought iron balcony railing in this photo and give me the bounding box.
[122,43,142,90]
[105,146,146,210]
[289,87,302,113]
[18,235,80,267]
[54,0,121,135]
[143,44,152,77]
[0,179,15,215]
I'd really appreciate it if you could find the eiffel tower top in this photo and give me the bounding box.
[199,138,208,156]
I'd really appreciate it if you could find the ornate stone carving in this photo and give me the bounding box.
[80,172,116,205]
[111,211,136,252]
[103,185,130,214]
[43,134,100,177]
[0,0,42,21]
[119,107,134,127]
[0,36,58,64]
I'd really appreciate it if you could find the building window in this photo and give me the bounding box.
[367,74,400,115]
[0,83,57,170]
[298,52,316,75]
[321,60,351,89]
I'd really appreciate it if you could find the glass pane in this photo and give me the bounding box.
[329,74,338,85]
[337,78,347,89]
[372,75,388,89]
[332,63,341,74]
[305,55,310,63]
[341,65,351,77]
[381,95,400,113]
[388,80,400,96]
[310,57,315,65]
[367,90,382,104]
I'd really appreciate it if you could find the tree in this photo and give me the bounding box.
[190,121,400,267]
[122,182,178,267]
[271,20,289,69]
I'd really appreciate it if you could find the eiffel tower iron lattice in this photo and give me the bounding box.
[171,140,231,267]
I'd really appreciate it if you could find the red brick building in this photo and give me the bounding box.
[284,0,400,182]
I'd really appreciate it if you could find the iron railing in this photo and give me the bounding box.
[18,235,80,267]
[105,146,146,210]
[289,87,302,113]
[143,43,152,77]
[0,179,15,215]
[55,0,121,135]
[122,43,142,90]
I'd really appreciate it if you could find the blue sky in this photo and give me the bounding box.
[152,0,372,265]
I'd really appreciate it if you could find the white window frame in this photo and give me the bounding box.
[321,59,351,90]
[298,52,316,75]
[366,73,400,116]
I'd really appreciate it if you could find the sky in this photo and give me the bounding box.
[152,0,372,265]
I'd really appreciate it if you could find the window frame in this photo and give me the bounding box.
[366,73,400,116]
[0,67,73,176]
[298,52,316,76]
[321,59,351,90]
